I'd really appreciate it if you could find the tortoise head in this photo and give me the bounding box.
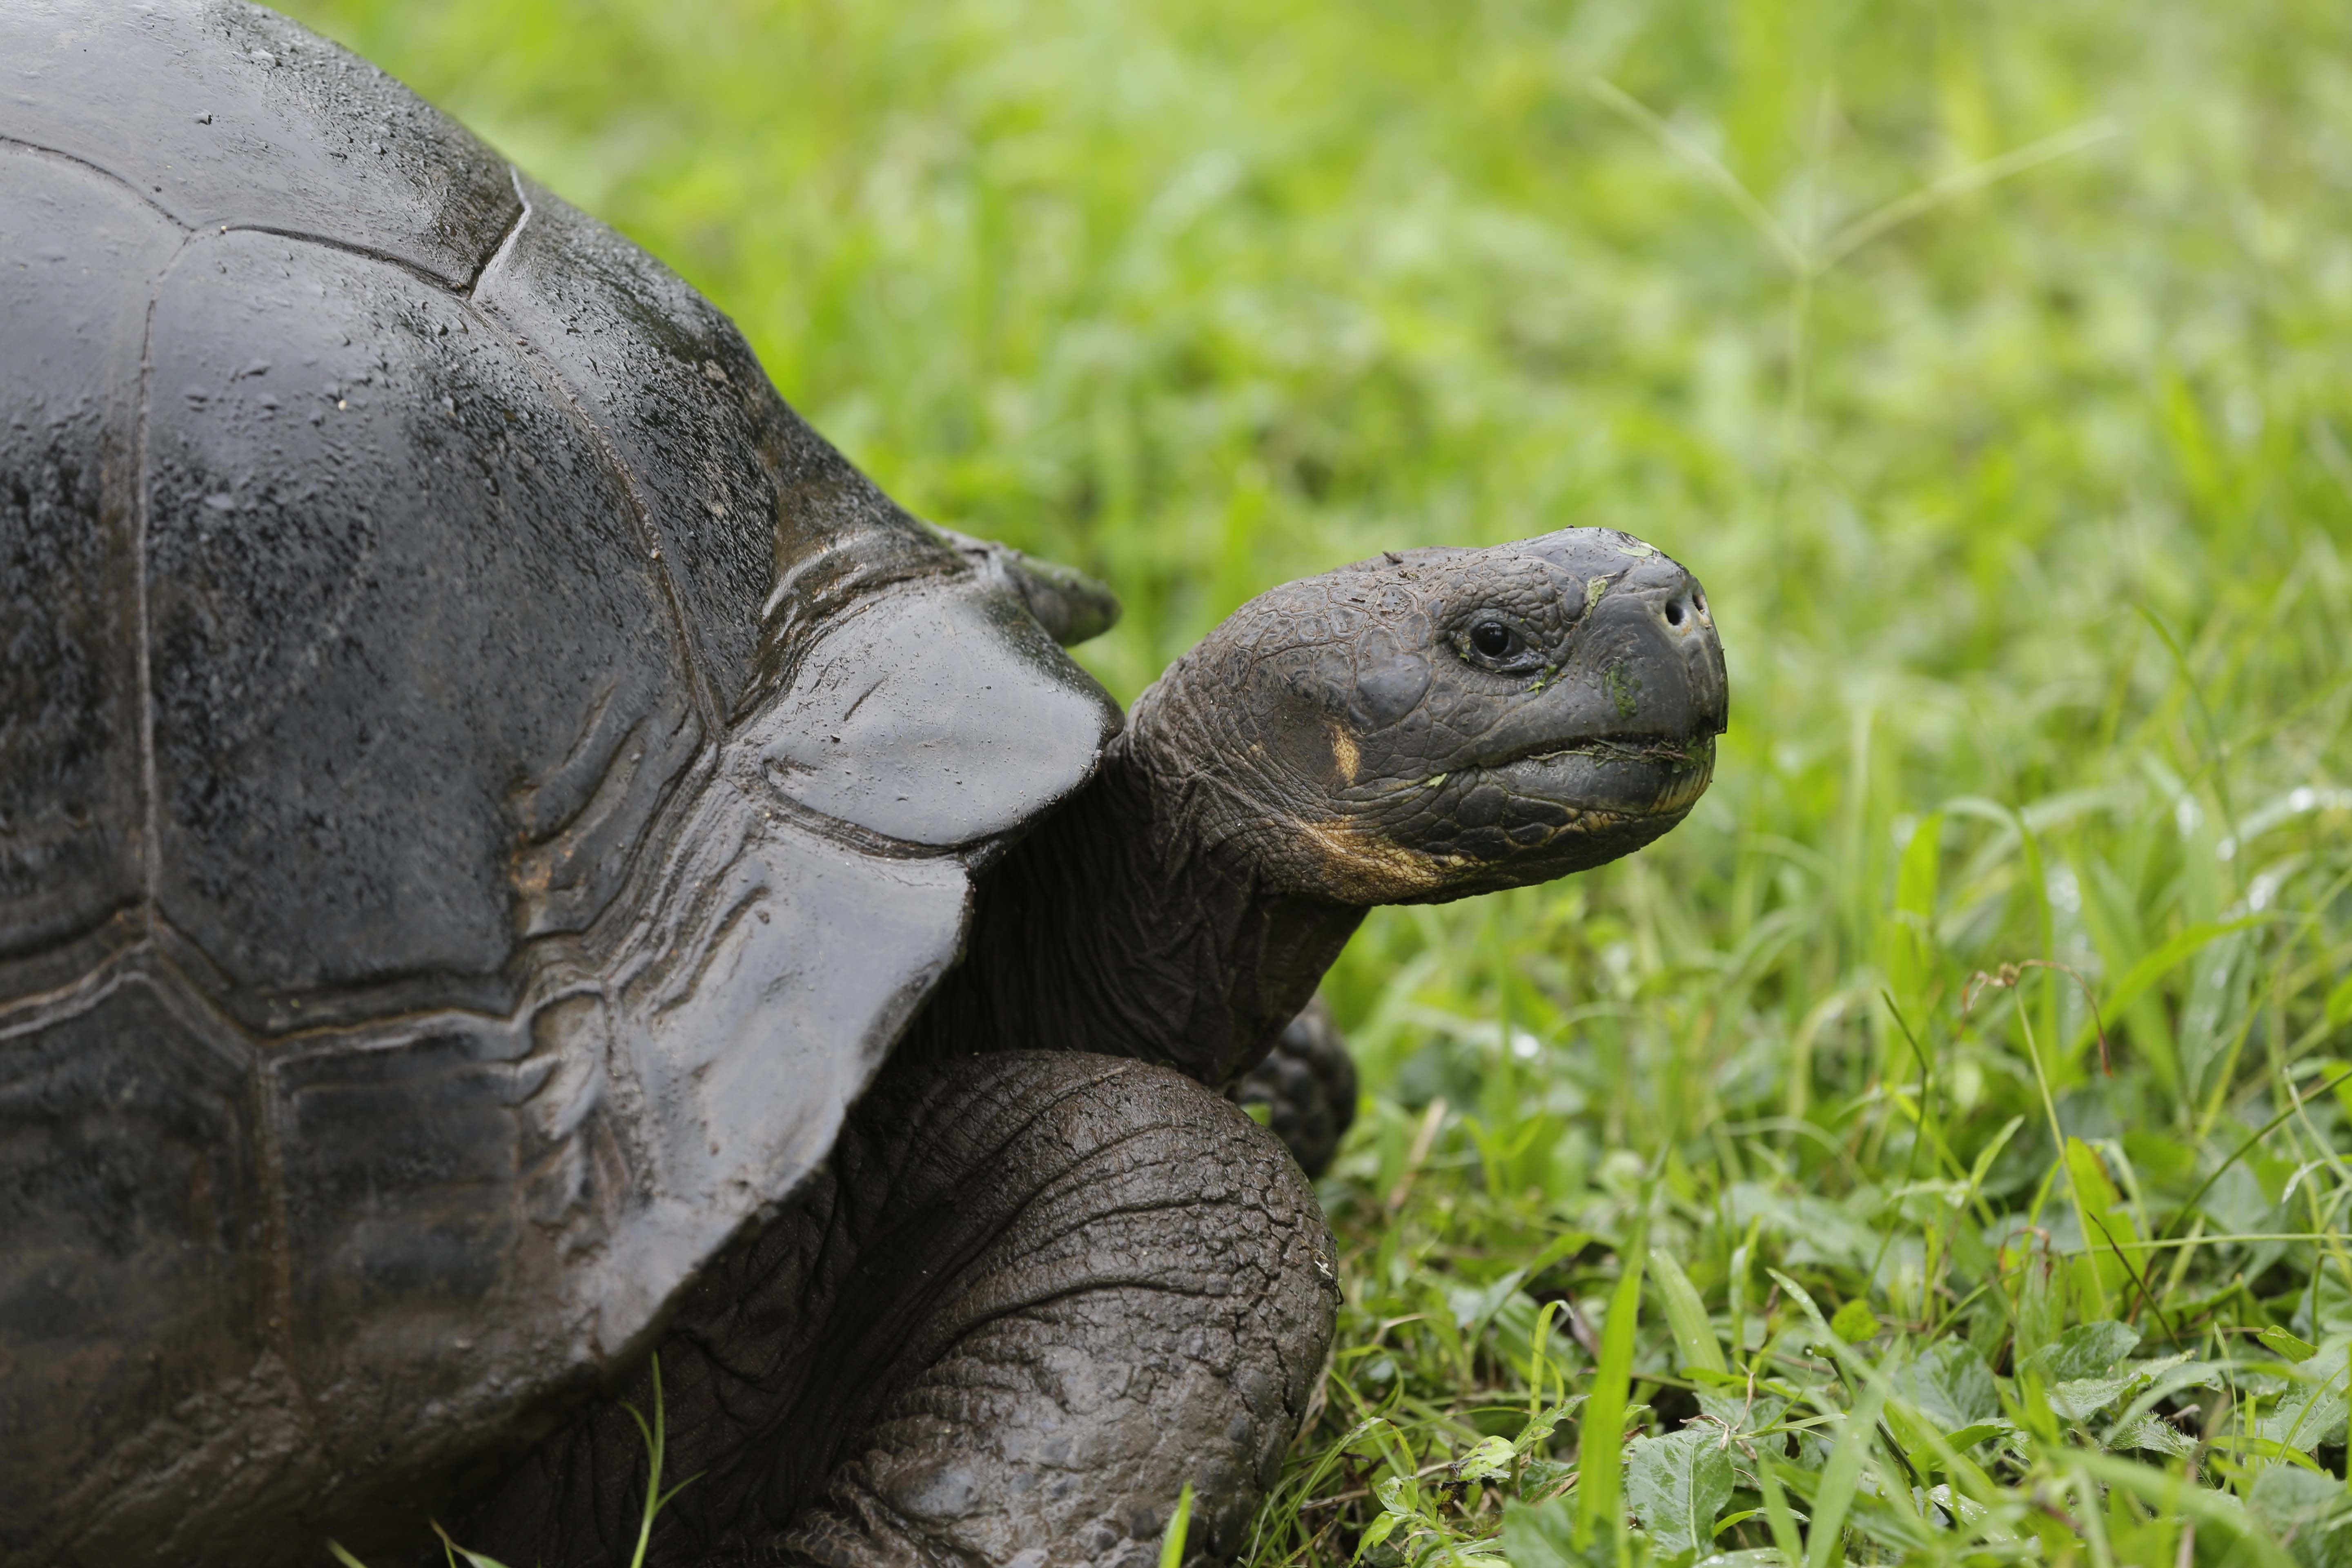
[1128,528,1728,904]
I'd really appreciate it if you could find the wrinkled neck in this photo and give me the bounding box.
[911,727,1362,1087]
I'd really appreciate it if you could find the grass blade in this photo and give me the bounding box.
[1160,1481,1194,1568]
[1575,1211,1648,1550]
[1646,1245,1725,1376]
[1802,1380,1886,1568]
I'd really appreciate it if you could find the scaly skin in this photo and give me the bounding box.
[463,528,1724,1566]
[457,1053,1334,1567]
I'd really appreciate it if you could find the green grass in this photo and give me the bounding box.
[276,0,2352,1561]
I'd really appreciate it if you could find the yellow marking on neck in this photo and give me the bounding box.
[1295,817,1457,900]
[1329,723,1361,784]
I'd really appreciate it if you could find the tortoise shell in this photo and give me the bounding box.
[0,2,1119,1558]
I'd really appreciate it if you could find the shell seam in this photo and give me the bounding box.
[0,136,190,231]
[0,137,506,291]
[133,232,202,942]
[464,165,728,741]
[207,221,476,291]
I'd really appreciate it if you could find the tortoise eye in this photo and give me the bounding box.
[1470,621,1518,659]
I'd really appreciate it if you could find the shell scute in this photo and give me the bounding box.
[0,0,518,286]
[145,229,696,1033]
[0,149,179,1002]
[476,179,811,720]
[0,962,268,1552]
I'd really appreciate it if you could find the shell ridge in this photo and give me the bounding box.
[0,929,160,1045]
[468,164,533,300]
[746,555,971,725]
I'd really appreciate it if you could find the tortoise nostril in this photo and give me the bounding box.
[1664,599,1685,627]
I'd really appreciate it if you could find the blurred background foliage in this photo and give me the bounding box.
[280,0,2352,1561]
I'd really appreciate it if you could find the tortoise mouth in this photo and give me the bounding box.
[1452,732,1716,820]
[1357,734,1714,902]
[1479,730,1712,774]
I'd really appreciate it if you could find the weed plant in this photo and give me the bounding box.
[281,0,2352,1561]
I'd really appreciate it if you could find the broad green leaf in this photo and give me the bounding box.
[1896,1341,1999,1430]
[1501,1494,1600,1568]
[1924,1484,1993,1529]
[2246,1465,2352,1568]
[1449,1232,1595,1337]
[1520,1454,1577,1500]
[1625,1429,1735,1558]
[1446,1274,1525,1332]
[1454,1435,1517,1484]
[1694,1375,1791,1439]
[2258,1343,2351,1454]
[1351,1510,1402,1565]
[2056,1351,2200,1439]
[2025,1320,2140,1382]
[2260,1326,2318,1363]
[1941,1421,2015,1451]
[1731,1186,1881,1276]
[2109,1360,2229,1439]
[2049,1372,2140,1422]
[2104,1413,2196,1458]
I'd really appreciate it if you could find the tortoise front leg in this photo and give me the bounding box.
[459,1050,1336,1567]
[1226,994,1359,1179]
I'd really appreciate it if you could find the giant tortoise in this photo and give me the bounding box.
[0,3,1728,1563]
